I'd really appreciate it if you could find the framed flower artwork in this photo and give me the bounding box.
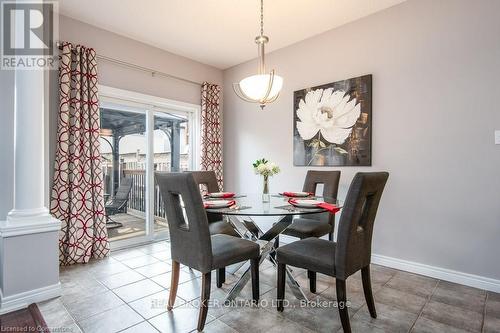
[293,74,372,166]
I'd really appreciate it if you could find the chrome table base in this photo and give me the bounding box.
[224,215,309,302]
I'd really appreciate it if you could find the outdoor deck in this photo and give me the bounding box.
[107,213,169,241]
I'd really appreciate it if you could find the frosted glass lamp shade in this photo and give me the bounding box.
[238,74,283,101]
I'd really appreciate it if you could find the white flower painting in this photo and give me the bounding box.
[296,88,361,145]
[293,75,372,166]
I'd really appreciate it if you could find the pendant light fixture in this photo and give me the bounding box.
[233,0,283,109]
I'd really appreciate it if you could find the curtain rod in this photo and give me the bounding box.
[56,42,202,87]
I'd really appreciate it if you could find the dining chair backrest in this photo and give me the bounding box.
[190,170,222,223]
[155,172,213,272]
[190,170,220,193]
[302,170,341,199]
[335,172,389,279]
[302,170,341,224]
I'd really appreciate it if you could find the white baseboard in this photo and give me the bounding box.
[371,254,500,293]
[0,282,61,314]
[279,236,500,292]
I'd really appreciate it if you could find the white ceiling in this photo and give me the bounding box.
[59,0,406,69]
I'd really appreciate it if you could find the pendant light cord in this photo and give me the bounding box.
[260,0,264,36]
[232,0,282,109]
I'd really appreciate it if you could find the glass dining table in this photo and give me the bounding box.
[205,193,342,302]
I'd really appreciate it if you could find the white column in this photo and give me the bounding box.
[6,67,51,222]
[0,0,61,313]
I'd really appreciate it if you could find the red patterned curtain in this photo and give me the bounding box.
[50,42,109,265]
[200,82,223,189]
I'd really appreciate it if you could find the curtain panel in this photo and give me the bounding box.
[200,82,223,189]
[50,42,109,265]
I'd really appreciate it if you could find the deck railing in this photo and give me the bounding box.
[122,169,167,219]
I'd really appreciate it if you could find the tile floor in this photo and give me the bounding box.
[38,241,500,333]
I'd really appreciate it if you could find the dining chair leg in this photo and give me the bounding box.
[308,270,317,293]
[336,278,351,333]
[197,271,211,332]
[361,265,377,318]
[250,258,260,302]
[168,261,180,310]
[277,263,286,312]
[270,236,280,260]
[216,267,225,287]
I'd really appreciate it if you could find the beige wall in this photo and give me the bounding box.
[223,0,500,280]
[59,15,223,104]
[46,15,224,196]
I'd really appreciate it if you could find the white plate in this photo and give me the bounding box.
[290,199,322,208]
[208,192,235,198]
[283,191,310,197]
[204,200,234,208]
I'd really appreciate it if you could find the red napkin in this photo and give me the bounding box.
[316,202,340,214]
[282,191,313,197]
[288,199,340,214]
[204,200,236,209]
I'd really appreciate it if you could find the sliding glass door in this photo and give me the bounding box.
[100,108,148,242]
[98,86,200,249]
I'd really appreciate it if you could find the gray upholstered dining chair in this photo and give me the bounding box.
[276,172,389,333]
[190,170,240,287]
[283,170,340,240]
[190,171,240,237]
[276,170,340,291]
[156,172,260,332]
[282,170,341,241]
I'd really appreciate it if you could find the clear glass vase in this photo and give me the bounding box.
[262,175,270,202]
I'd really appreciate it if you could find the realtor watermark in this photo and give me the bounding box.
[0,326,74,332]
[151,297,352,310]
[1,0,58,70]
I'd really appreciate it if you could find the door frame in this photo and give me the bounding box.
[99,85,201,250]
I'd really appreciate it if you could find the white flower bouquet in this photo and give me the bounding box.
[252,158,280,200]
[253,158,280,177]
